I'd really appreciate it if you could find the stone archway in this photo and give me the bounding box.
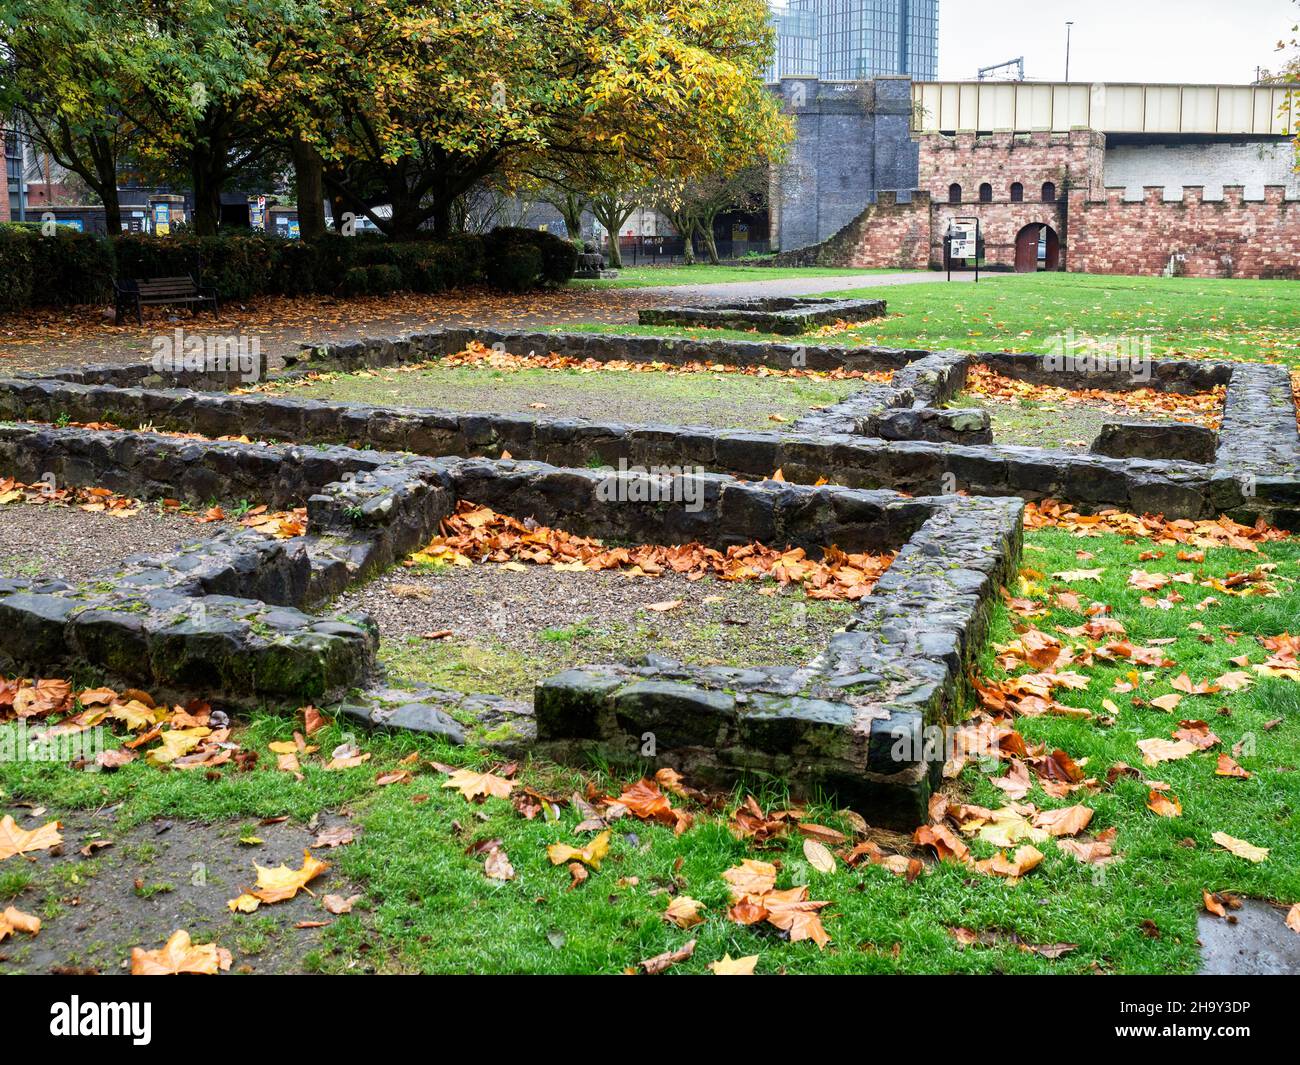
[1015,223,1061,272]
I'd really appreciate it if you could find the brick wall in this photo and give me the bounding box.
[776,191,931,269]
[1068,186,1300,279]
[915,129,1104,269]
[0,131,9,224]
[771,118,1300,279]
[1104,140,1300,201]
[927,201,1066,269]
[23,183,80,209]
[918,130,1106,204]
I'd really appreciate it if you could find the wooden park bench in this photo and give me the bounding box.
[114,274,219,324]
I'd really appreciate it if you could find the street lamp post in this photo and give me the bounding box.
[1065,21,1074,82]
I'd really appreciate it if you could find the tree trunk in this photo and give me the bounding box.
[322,172,349,233]
[591,197,634,269]
[681,224,696,265]
[701,220,720,265]
[290,136,326,241]
[87,136,122,234]
[669,213,697,265]
[430,200,451,239]
[555,193,586,240]
[190,141,222,236]
[102,193,122,235]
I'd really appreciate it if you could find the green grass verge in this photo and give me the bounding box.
[570,264,899,289]
[565,273,1300,366]
[3,526,1298,973]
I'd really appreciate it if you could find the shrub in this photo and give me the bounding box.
[112,233,277,301]
[390,236,486,293]
[191,234,276,301]
[0,225,523,314]
[27,228,116,305]
[352,235,401,268]
[485,226,576,288]
[366,263,402,295]
[440,233,487,285]
[307,232,358,295]
[341,266,370,297]
[270,238,318,296]
[534,230,579,286]
[0,226,35,313]
[112,232,200,280]
[485,238,544,293]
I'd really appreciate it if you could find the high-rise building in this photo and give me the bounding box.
[766,0,939,82]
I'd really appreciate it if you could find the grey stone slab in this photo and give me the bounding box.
[1198,900,1300,975]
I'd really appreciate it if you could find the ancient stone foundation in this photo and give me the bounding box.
[638,296,887,335]
[2,325,1297,824]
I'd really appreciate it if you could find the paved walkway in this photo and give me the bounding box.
[633,268,999,302]
[0,269,988,374]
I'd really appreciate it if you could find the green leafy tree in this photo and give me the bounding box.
[124,0,314,236]
[654,164,768,264]
[279,0,791,239]
[0,0,142,232]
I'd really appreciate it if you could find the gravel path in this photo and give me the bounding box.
[0,271,984,376]
[0,287,664,376]
[0,504,217,583]
[334,563,855,698]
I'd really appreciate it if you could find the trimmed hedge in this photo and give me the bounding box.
[0,223,115,308]
[0,227,35,314]
[484,226,579,291]
[0,224,572,313]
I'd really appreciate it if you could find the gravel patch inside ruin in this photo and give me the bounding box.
[0,503,220,583]
[265,363,862,430]
[333,562,857,699]
[953,392,1212,449]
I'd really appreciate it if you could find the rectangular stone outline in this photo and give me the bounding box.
[533,491,1023,825]
[2,328,1294,524]
[637,296,888,335]
[0,424,1021,821]
[0,367,1244,521]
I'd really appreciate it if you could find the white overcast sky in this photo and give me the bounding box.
[937,0,1298,83]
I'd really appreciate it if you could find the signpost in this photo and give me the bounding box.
[946,216,981,282]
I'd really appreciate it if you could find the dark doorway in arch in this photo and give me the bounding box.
[1014,223,1060,272]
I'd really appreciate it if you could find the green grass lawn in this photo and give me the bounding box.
[567,273,1300,366]
[4,521,1297,974]
[570,264,898,289]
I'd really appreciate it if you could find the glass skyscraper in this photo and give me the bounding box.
[767,0,939,82]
